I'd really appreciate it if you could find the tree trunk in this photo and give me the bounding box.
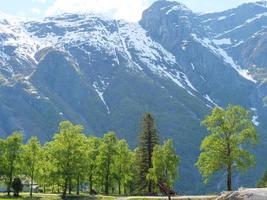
[76,175,80,195]
[105,165,110,195]
[89,174,93,194]
[227,166,232,191]
[30,174,33,197]
[148,181,152,194]
[62,179,68,199]
[68,177,72,194]
[226,137,232,191]
[118,180,121,195]
[7,168,13,196]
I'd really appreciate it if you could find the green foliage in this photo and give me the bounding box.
[84,136,100,194]
[147,140,180,189]
[0,115,180,197]
[112,139,135,195]
[21,137,42,197]
[96,132,118,195]
[196,105,258,191]
[257,171,267,188]
[137,113,159,194]
[2,132,23,195]
[45,121,85,198]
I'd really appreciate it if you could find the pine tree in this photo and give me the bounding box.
[137,113,159,194]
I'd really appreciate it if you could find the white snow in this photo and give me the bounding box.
[204,94,218,106]
[181,40,188,50]
[213,38,232,45]
[93,81,110,114]
[0,12,204,99]
[252,115,260,126]
[251,107,260,126]
[216,12,267,38]
[218,16,227,21]
[165,4,189,15]
[190,63,195,70]
[191,34,256,83]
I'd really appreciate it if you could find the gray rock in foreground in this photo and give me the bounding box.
[217,188,267,200]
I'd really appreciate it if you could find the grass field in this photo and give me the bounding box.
[0,193,217,200]
[0,193,118,200]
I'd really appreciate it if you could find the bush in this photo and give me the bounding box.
[11,178,23,197]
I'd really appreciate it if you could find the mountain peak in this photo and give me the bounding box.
[145,0,191,15]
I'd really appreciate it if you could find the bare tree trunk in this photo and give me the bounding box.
[227,166,232,191]
[62,179,68,199]
[118,180,121,195]
[30,172,34,197]
[68,177,72,194]
[89,174,93,194]
[76,175,80,195]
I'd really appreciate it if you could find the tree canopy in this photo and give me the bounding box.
[196,105,258,191]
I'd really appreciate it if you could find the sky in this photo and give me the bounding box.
[0,0,261,22]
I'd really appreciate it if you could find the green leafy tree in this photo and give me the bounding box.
[84,136,100,194]
[0,139,5,176]
[137,113,159,194]
[112,139,134,195]
[3,132,23,196]
[36,147,58,194]
[196,105,258,191]
[96,132,118,195]
[147,139,180,189]
[22,136,42,197]
[46,121,85,198]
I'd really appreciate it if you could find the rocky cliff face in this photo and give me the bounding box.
[1,0,267,194]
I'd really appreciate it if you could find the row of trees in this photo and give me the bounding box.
[0,105,261,196]
[0,113,179,198]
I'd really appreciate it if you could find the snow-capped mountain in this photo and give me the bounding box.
[1,0,267,194]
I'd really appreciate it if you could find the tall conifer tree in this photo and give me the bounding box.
[137,113,159,194]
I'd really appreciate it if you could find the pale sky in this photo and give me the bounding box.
[0,0,261,21]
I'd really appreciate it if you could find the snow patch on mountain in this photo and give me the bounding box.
[191,34,256,83]
[213,38,232,45]
[216,12,267,38]
[204,94,218,106]
[93,81,110,114]
[251,107,260,126]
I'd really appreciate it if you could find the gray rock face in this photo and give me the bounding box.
[217,189,267,200]
[1,0,267,194]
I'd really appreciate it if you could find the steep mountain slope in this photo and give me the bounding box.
[200,1,267,81]
[1,0,267,194]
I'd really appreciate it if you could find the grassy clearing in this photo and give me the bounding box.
[0,193,217,200]
[0,193,60,200]
[0,193,118,200]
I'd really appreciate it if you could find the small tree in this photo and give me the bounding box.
[3,132,23,196]
[22,136,42,197]
[12,178,23,197]
[196,105,258,191]
[147,140,180,189]
[46,121,85,198]
[96,132,118,195]
[84,137,100,194]
[112,140,134,195]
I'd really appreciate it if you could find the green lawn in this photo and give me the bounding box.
[0,193,117,200]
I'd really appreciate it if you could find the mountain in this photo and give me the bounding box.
[1,0,267,194]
